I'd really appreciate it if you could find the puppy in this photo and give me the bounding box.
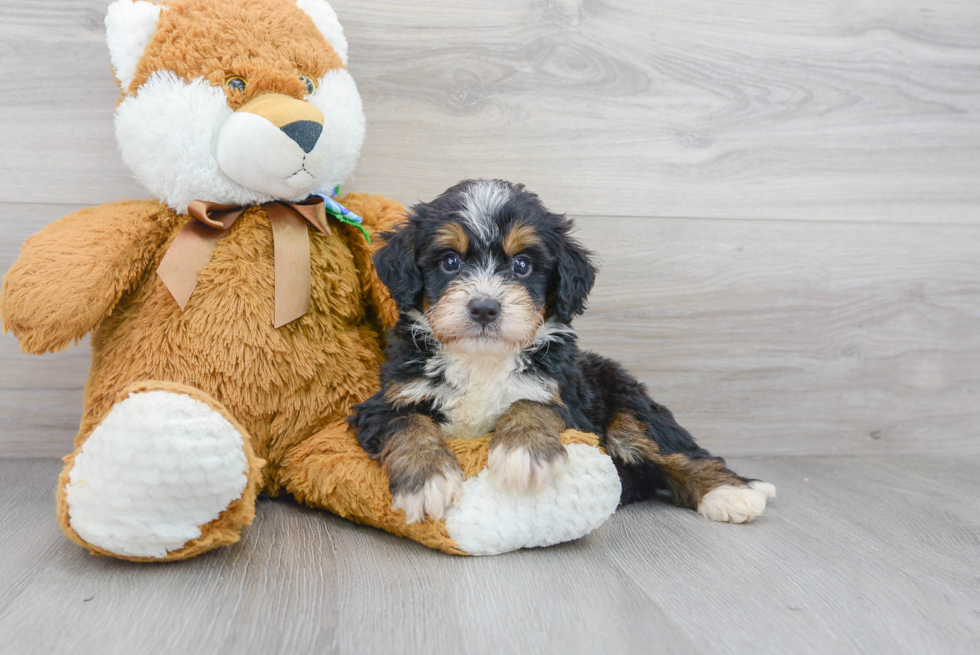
[350,180,776,524]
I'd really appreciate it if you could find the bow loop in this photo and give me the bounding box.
[186,200,248,230]
[157,196,351,328]
[281,197,332,236]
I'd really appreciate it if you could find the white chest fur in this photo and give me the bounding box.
[395,346,558,439]
[437,348,557,439]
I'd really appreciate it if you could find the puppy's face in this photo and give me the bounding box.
[375,180,597,352]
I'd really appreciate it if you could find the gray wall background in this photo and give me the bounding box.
[1,0,978,457]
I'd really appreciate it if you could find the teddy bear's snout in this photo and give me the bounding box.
[214,91,335,199]
[238,93,325,153]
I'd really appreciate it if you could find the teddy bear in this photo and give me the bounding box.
[0,0,621,561]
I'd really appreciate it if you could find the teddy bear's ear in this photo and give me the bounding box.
[105,0,163,92]
[295,0,349,65]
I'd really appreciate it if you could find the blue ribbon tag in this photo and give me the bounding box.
[311,187,369,242]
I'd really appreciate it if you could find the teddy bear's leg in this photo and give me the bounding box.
[57,381,265,562]
[280,422,621,556]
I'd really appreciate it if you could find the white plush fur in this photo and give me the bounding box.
[446,443,621,556]
[105,0,162,92]
[306,68,366,197]
[64,390,249,558]
[488,443,566,493]
[698,481,776,524]
[391,464,464,524]
[295,0,349,65]
[216,110,317,199]
[115,68,365,214]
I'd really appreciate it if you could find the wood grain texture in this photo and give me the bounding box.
[601,455,980,655]
[3,202,978,457]
[1,456,978,655]
[0,0,978,221]
[572,215,980,456]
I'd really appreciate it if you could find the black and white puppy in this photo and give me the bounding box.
[350,180,775,524]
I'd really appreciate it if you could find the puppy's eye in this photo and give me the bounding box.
[441,253,461,273]
[226,76,247,92]
[299,75,316,95]
[512,255,532,277]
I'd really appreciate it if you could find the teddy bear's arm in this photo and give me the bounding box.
[1,200,178,354]
[337,193,407,331]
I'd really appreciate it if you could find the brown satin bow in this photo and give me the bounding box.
[157,198,332,328]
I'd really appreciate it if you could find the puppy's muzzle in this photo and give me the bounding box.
[468,297,500,326]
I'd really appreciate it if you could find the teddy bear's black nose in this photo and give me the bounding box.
[280,120,322,153]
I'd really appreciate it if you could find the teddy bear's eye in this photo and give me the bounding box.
[299,75,316,95]
[226,76,247,92]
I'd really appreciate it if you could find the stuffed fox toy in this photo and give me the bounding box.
[0,0,621,560]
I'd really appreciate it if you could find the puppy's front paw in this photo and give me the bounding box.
[391,466,464,524]
[385,443,464,524]
[489,400,568,493]
[697,481,776,524]
[489,442,567,493]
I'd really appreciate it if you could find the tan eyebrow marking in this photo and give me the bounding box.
[434,222,469,255]
[502,222,541,257]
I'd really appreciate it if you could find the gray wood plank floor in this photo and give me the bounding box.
[1,456,977,655]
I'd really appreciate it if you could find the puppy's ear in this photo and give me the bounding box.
[373,222,423,313]
[549,220,597,322]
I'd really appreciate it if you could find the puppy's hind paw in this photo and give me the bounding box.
[748,480,776,499]
[697,482,775,524]
[391,465,464,524]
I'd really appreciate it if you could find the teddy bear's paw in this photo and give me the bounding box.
[391,464,464,524]
[445,443,621,556]
[697,481,776,524]
[64,389,251,558]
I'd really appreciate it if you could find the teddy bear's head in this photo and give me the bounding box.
[106,0,364,213]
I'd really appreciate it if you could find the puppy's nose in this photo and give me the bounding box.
[468,298,500,325]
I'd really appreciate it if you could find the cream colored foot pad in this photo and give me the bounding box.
[66,390,249,558]
[445,443,621,556]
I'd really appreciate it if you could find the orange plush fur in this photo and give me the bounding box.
[129,0,342,101]
[3,191,409,558]
[2,0,617,560]
[0,0,423,559]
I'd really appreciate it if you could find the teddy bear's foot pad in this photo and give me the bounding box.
[65,389,251,558]
[444,443,621,556]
